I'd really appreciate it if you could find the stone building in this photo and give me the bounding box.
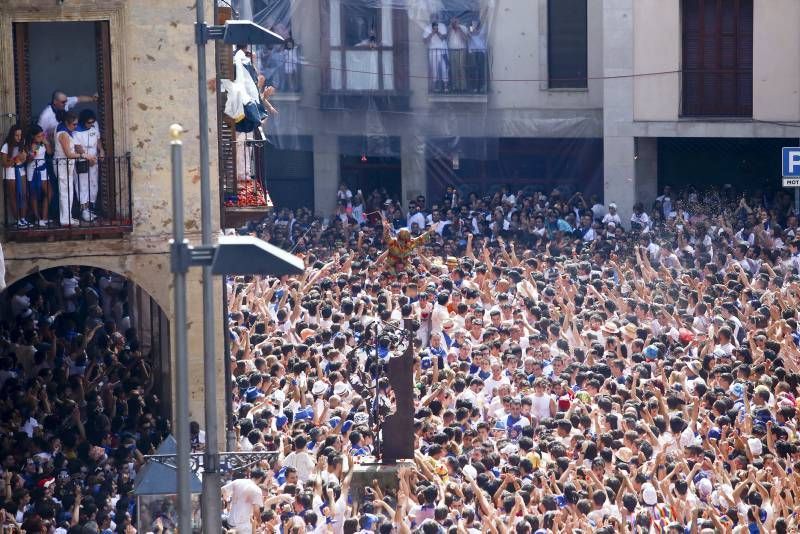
[0,0,225,422]
[238,0,800,224]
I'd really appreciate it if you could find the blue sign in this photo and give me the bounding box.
[783,147,800,177]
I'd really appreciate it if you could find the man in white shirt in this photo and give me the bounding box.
[38,90,97,144]
[447,17,468,92]
[602,203,622,227]
[423,18,448,91]
[221,469,266,534]
[468,20,487,92]
[282,435,316,484]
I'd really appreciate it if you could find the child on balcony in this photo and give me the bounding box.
[1,124,28,227]
[25,125,52,227]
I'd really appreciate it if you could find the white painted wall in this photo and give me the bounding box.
[633,0,800,123]
[633,0,680,121]
[753,0,800,122]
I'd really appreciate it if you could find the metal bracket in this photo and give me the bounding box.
[144,451,279,476]
[170,241,217,273]
[195,22,226,45]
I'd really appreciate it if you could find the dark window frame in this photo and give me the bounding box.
[547,0,588,89]
[681,0,753,117]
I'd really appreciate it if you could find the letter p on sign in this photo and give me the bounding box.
[784,147,800,177]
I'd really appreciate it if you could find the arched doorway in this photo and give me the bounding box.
[0,265,172,418]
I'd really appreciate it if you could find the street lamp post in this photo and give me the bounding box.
[169,124,193,534]
[190,3,284,532]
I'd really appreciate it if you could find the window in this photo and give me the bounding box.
[253,0,301,92]
[681,0,753,117]
[326,0,407,92]
[547,0,588,89]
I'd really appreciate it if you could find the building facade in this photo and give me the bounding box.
[0,0,225,423]
[242,0,800,224]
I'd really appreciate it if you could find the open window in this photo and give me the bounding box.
[322,0,409,95]
[253,0,302,93]
[8,20,131,238]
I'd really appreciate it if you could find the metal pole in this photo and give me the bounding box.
[169,124,192,534]
[197,0,224,531]
[222,278,236,451]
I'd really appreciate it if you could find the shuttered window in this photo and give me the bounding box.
[547,0,588,89]
[682,0,753,117]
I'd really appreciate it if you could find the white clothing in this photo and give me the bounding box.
[26,143,48,181]
[602,212,622,226]
[221,478,263,531]
[423,23,448,50]
[468,25,487,50]
[73,125,101,204]
[38,97,78,143]
[408,211,426,230]
[530,393,554,420]
[54,130,76,225]
[282,450,316,483]
[1,143,25,181]
[447,24,468,49]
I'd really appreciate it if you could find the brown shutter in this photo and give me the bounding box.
[95,20,117,218]
[392,8,409,92]
[216,6,237,226]
[12,23,31,126]
[682,0,752,117]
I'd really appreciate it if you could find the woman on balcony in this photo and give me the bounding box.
[25,125,52,227]
[74,110,104,222]
[54,111,89,227]
[1,125,28,228]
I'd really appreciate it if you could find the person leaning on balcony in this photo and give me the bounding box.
[37,90,98,146]
[74,110,105,222]
[468,19,487,92]
[54,111,91,227]
[1,124,28,227]
[25,125,52,227]
[423,16,449,92]
[447,16,468,93]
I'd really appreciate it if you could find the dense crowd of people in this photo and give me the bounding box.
[223,183,800,534]
[0,267,166,533]
[5,181,800,533]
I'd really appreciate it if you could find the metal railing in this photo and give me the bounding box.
[221,137,270,209]
[427,47,489,95]
[3,154,132,236]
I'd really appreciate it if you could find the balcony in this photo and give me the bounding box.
[4,154,132,241]
[219,138,273,229]
[427,48,490,102]
[259,44,302,101]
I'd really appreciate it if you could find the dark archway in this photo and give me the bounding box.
[0,265,172,419]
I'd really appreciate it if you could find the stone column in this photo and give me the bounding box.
[635,137,659,208]
[603,0,636,227]
[313,134,339,217]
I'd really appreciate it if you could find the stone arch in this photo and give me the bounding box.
[2,263,173,417]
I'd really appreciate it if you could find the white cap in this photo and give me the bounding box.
[333,382,349,396]
[748,437,763,456]
[641,482,657,506]
[609,203,617,209]
[312,381,327,396]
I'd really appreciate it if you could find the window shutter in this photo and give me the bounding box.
[12,23,31,126]
[682,0,752,116]
[392,8,409,91]
[95,20,117,219]
[215,5,237,225]
[547,0,588,89]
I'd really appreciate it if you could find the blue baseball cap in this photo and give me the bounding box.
[275,415,288,429]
